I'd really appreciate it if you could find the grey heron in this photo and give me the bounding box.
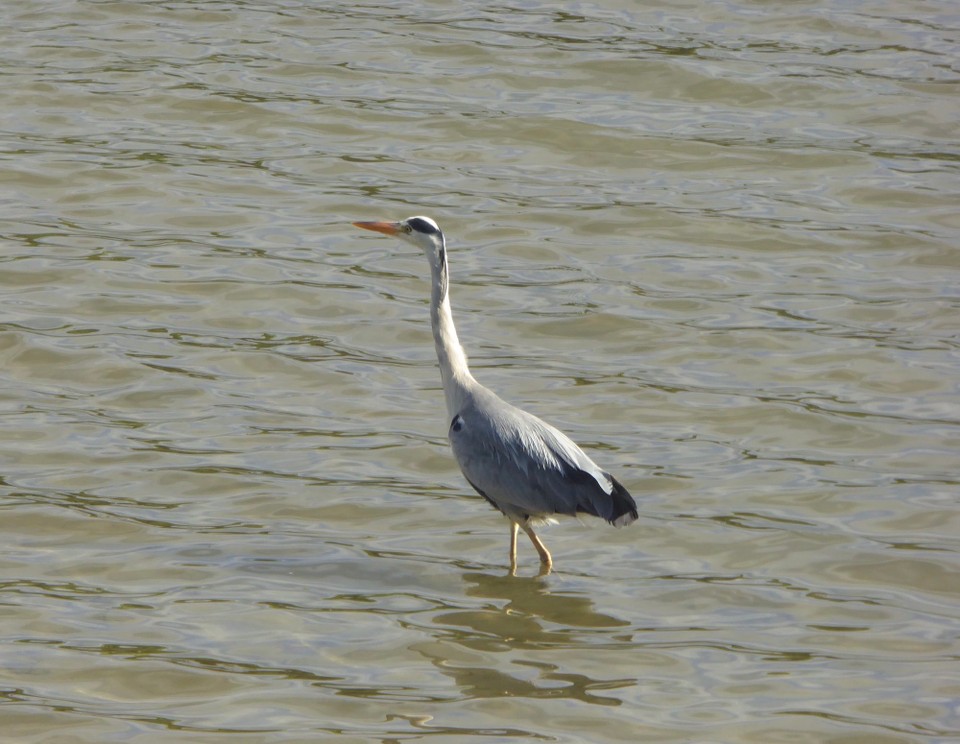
[352,216,638,573]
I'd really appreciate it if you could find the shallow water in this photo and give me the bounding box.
[1,1,958,742]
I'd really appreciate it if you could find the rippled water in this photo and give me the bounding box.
[2,1,958,742]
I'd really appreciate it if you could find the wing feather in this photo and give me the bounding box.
[448,389,637,525]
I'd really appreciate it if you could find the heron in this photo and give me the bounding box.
[352,215,638,574]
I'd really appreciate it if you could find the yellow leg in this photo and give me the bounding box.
[509,522,519,575]
[522,524,553,573]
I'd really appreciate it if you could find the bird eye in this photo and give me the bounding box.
[402,223,413,234]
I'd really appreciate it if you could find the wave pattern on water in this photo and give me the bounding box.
[1,0,958,742]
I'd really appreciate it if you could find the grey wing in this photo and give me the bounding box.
[448,399,637,525]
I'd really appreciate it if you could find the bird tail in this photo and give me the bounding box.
[607,475,638,527]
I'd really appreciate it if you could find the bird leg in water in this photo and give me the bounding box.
[508,521,552,575]
[522,524,553,571]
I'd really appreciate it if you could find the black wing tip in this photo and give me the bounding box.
[607,474,639,527]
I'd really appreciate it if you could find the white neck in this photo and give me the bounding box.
[430,251,475,416]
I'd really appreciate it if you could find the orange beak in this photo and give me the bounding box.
[352,220,401,237]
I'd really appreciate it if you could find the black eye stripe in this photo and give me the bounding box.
[407,217,439,235]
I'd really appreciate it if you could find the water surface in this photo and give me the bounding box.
[1,1,958,742]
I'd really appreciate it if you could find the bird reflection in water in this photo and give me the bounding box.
[412,569,633,707]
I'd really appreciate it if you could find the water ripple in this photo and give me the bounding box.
[2,0,958,741]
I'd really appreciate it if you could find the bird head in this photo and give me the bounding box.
[352,216,445,263]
